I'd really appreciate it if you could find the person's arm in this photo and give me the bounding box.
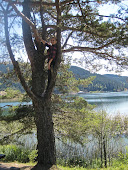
[40,39,46,45]
[40,39,51,48]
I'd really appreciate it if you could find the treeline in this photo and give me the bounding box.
[0,63,128,93]
[70,66,128,92]
[0,63,24,92]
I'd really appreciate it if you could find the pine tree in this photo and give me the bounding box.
[0,0,128,169]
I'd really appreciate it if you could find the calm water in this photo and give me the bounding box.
[78,91,128,115]
[0,93,128,152]
[0,99,32,108]
[0,91,128,115]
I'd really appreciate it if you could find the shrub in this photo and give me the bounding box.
[117,147,128,164]
[28,150,38,162]
[0,144,30,163]
[16,148,30,163]
[0,145,17,162]
[66,157,87,168]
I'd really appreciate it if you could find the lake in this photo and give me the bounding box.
[0,91,128,116]
[0,99,32,108]
[77,91,128,116]
[0,92,128,156]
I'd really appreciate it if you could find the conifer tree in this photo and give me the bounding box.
[0,0,128,169]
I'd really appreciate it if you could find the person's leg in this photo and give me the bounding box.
[48,62,54,87]
[48,69,51,86]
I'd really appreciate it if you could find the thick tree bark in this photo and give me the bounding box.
[21,1,58,169]
[4,0,61,169]
[32,98,56,170]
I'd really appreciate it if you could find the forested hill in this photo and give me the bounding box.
[0,63,24,92]
[0,64,128,92]
[70,66,128,92]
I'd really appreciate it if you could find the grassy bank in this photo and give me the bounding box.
[0,162,128,170]
[59,164,128,170]
[0,145,128,170]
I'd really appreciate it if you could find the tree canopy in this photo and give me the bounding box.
[0,0,128,68]
[0,0,128,169]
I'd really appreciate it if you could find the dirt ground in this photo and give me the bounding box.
[0,163,61,170]
[0,162,33,170]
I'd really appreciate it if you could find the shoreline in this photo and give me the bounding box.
[78,90,128,94]
[0,98,21,103]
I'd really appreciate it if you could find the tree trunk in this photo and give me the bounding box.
[32,98,56,170]
[4,0,61,169]
[100,135,103,168]
[103,136,107,168]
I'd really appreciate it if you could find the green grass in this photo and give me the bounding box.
[58,166,86,170]
[58,164,128,170]
[0,144,128,170]
[0,162,128,170]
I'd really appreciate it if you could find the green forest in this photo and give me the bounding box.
[0,63,128,93]
[0,63,24,92]
[70,66,128,92]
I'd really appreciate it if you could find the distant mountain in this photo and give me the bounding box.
[0,63,13,73]
[70,66,128,92]
[0,63,128,92]
[0,63,24,92]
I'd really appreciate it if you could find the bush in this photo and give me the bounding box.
[0,145,17,161]
[65,157,87,168]
[16,148,30,163]
[28,150,38,162]
[0,145,30,163]
[116,147,128,165]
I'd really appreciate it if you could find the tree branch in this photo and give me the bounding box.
[62,46,93,53]
[96,14,126,23]
[3,0,75,7]
[58,25,109,38]
[40,4,46,40]
[91,51,128,66]
[44,9,57,20]
[3,0,55,7]
[62,38,117,53]
[4,12,36,100]
[77,0,85,18]
[0,124,34,145]
[62,31,73,49]
[3,0,41,42]
[12,4,40,42]
[60,0,74,5]
[0,3,5,12]
[45,0,62,99]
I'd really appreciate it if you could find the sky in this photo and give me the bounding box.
[98,0,128,76]
[72,0,128,76]
[1,0,128,76]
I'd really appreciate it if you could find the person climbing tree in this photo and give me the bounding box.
[41,37,57,86]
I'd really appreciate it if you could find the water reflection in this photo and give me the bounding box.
[78,91,128,115]
[0,99,32,108]
[0,91,128,115]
